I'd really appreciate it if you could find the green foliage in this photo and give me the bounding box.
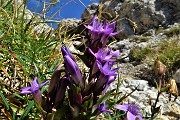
[164,24,180,37]
[131,35,149,43]
[0,0,63,79]
[0,0,63,119]
[19,100,34,120]
[157,39,180,71]
[129,37,180,72]
[129,47,153,62]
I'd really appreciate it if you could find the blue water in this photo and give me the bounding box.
[26,0,99,28]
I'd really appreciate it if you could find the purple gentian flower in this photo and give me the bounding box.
[89,48,119,75]
[84,15,103,40]
[64,55,83,88]
[89,48,119,62]
[100,21,121,46]
[98,102,112,114]
[20,77,48,104]
[85,15,121,46]
[61,46,83,88]
[61,46,75,61]
[94,61,119,91]
[98,61,119,76]
[114,102,143,120]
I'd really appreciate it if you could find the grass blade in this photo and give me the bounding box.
[0,92,10,110]
[19,100,34,120]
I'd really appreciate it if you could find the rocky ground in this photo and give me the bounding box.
[109,33,180,120]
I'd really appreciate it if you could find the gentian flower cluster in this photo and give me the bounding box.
[19,15,143,119]
[43,15,122,119]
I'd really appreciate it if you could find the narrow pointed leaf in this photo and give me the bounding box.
[19,100,34,120]
[0,92,9,110]
[92,89,115,113]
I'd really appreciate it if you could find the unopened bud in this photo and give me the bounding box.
[154,58,167,77]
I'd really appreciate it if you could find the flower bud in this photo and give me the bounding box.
[154,58,167,77]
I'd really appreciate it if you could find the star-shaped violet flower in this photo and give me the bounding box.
[20,77,48,104]
[94,61,119,92]
[114,102,143,120]
[84,15,103,40]
[89,47,119,63]
[100,21,122,46]
[89,48,119,75]
[98,61,119,76]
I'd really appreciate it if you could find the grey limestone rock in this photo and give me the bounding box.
[82,0,180,39]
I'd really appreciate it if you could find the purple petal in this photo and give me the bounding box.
[30,77,39,93]
[97,60,103,71]
[114,104,128,111]
[32,77,39,87]
[127,111,137,120]
[110,49,120,58]
[61,46,75,61]
[39,80,49,88]
[64,55,83,87]
[110,30,122,36]
[108,22,116,30]
[20,87,32,94]
[91,15,98,24]
[95,48,109,61]
[84,25,93,31]
[100,62,119,76]
[88,48,95,56]
[102,76,116,94]
[108,76,116,83]
[100,62,111,75]
[103,28,114,35]
[98,103,112,114]
[137,114,143,120]
[109,67,119,75]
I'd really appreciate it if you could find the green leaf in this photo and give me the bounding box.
[154,79,160,92]
[117,89,136,104]
[19,100,34,120]
[13,93,24,99]
[151,106,161,119]
[160,86,169,92]
[0,92,16,119]
[92,89,115,113]
[0,92,10,110]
